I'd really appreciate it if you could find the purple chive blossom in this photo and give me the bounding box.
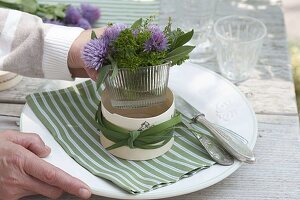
[103,23,128,42]
[132,29,139,37]
[82,38,109,70]
[65,5,81,24]
[144,25,168,52]
[76,18,91,30]
[43,19,64,25]
[80,3,100,24]
[147,24,161,32]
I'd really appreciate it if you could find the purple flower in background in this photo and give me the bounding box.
[144,25,168,52]
[80,3,100,24]
[43,19,64,25]
[65,5,81,24]
[103,23,128,42]
[43,3,100,30]
[77,18,91,30]
[82,38,109,70]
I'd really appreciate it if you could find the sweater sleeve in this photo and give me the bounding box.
[0,8,84,80]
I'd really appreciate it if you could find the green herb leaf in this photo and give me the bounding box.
[167,28,184,51]
[131,18,142,29]
[91,30,97,39]
[173,29,194,49]
[170,54,189,66]
[141,16,155,29]
[108,55,118,78]
[163,17,172,35]
[165,45,195,65]
[97,64,111,90]
[111,64,118,78]
[167,45,195,57]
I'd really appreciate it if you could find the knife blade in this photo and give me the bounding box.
[175,94,255,163]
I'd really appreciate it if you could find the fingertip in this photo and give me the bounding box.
[38,145,51,158]
[44,145,51,155]
[45,145,51,152]
[84,67,98,81]
[79,188,92,199]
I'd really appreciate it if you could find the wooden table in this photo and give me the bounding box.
[1,0,300,199]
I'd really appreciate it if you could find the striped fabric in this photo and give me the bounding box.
[38,0,160,26]
[25,80,215,194]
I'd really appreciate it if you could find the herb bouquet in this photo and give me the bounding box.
[82,17,194,108]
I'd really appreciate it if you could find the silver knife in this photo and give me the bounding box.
[175,94,255,163]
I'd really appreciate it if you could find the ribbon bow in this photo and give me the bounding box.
[95,102,182,150]
[128,131,140,148]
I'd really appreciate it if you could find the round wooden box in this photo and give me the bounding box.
[100,88,175,160]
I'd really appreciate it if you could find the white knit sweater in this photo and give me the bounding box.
[0,8,84,80]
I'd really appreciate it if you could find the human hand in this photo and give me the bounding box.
[68,27,105,80]
[0,130,91,200]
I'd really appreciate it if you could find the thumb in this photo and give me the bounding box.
[6,131,51,158]
[84,67,98,81]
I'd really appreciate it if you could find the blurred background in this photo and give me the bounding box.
[283,0,300,112]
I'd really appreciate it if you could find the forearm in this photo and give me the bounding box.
[0,8,84,80]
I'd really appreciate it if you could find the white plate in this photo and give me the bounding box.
[20,62,257,199]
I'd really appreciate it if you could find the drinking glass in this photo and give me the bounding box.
[164,0,217,63]
[214,16,267,83]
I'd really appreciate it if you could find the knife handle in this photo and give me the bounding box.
[197,134,234,166]
[195,116,255,163]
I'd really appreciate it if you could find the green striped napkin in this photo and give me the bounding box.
[25,80,215,194]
